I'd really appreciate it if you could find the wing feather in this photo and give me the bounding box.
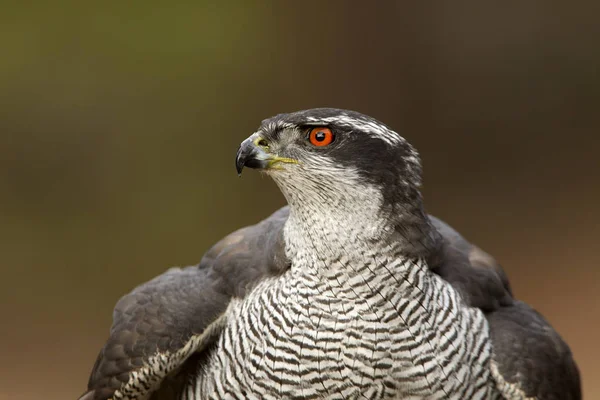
[430,216,581,399]
[80,208,289,400]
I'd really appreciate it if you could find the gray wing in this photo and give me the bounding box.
[428,215,513,312]
[79,207,289,400]
[429,216,581,400]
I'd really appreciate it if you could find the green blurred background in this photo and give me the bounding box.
[1,2,598,399]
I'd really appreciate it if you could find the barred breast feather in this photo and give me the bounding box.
[191,255,500,399]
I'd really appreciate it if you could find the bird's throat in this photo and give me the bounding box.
[282,206,415,290]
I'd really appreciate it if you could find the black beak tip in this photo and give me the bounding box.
[235,161,244,176]
[235,147,245,176]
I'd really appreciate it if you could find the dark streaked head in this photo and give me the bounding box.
[236,108,434,256]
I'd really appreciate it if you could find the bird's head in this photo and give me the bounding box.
[236,108,433,256]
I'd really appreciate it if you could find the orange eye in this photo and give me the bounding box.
[309,127,334,147]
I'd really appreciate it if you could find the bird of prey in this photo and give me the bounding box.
[80,108,580,400]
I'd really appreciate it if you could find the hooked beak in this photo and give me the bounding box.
[235,135,298,175]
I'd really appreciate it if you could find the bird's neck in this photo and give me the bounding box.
[283,200,435,290]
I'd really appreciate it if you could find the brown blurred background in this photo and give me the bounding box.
[0,2,598,399]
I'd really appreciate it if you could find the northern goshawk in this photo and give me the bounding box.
[80,108,580,400]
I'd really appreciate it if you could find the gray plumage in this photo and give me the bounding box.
[80,109,580,400]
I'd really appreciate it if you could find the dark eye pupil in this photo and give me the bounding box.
[315,131,326,141]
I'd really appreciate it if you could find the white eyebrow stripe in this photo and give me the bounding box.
[265,122,292,132]
[304,115,403,146]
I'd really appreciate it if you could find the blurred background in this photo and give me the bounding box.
[1,2,598,399]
